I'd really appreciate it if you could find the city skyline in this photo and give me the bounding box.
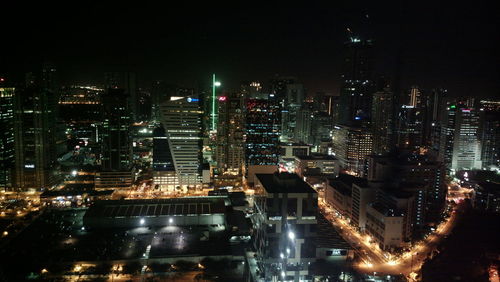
[0,3,499,282]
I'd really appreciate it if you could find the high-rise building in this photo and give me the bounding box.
[14,83,58,190]
[294,107,312,144]
[58,85,103,141]
[245,97,281,185]
[479,100,500,169]
[331,124,373,176]
[450,107,482,171]
[408,86,421,108]
[310,111,333,148]
[253,172,318,281]
[269,76,296,101]
[159,96,202,189]
[367,151,446,225]
[0,86,15,191]
[338,37,374,125]
[104,72,138,121]
[281,83,306,142]
[151,81,177,123]
[152,125,177,190]
[215,92,245,175]
[396,105,424,149]
[421,88,447,148]
[100,89,132,171]
[371,87,393,154]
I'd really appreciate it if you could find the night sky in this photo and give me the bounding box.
[1,2,499,96]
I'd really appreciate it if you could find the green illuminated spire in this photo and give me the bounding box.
[211,74,221,131]
[212,74,216,131]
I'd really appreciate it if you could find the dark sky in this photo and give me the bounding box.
[1,2,499,96]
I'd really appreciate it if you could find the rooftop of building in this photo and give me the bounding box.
[295,154,337,161]
[84,197,227,219]
[381,187,415,199]
[477,181,500,194]
[336,173,368,188]
[40,189,113,198]
[327,178,352,196]
[369,149,441,166]
[369,202,405,217]
[279,142,310,147]
[256,172,317,194]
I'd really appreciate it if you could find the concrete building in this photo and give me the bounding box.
[94,170,133,190]
[253,172,318,281]
[325,177,352,218]
[331,124,373,176]
[367,152,446,224]
[365,203,406,250]
[294,155,340,178]
[473,182,500,214]
[341,175,374,230]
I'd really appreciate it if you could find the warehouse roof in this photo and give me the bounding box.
[84,197,226,219]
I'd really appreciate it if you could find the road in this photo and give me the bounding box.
[318,183,469,280]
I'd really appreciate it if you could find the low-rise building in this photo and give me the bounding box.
[365,203,406,250]
[295,155,340,178]
[473,181,500,213]
[83,197,227,229]
[325,178,352,218]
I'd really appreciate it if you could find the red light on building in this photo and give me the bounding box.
[218,96,227,102]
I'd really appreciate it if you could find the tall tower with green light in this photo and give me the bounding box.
[211,74,221,132]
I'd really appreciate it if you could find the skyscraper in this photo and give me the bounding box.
[104,72,138,121]
[245,97,280,184]
[253,172,319,281]
[294,107,312,144]
[331,124,373,176]
[371,87,393,154]
[215,92,245,175]
[0,86,15,191]
[450,107,482,171]
[479,100,500,169]
[395,86,425,150]
[439,100,482,172]
[100,89,132,171]
[159,96,202,189]
[152,124,177,190]
[281,83,306,142]
[338,37,374,125]
[14,83,58,190]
